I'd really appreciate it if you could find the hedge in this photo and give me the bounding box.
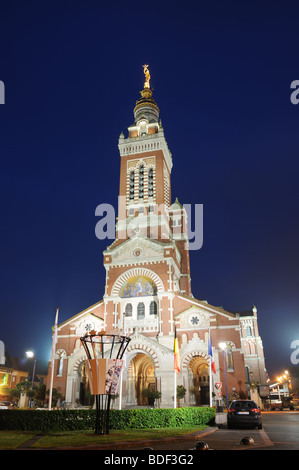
[0,407,215,432]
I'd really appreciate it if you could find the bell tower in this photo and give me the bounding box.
[103,66,192,338]
[116,65,173,243]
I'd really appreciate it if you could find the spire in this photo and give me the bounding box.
[134,65,160,125]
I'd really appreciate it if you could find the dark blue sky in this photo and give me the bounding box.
[0,1,298,377]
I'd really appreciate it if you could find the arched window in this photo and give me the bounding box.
[56,350,66,377]
[137,302,145,319]
[139,165,144,199]
[226,347,234,371]
[129,171,135,200]
[125,303,132,317]
[150,300,157,315]
[245,366,250,384]
[148,168,154,197]
[246,326,252,337]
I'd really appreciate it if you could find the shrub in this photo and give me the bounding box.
[0,407,215,432]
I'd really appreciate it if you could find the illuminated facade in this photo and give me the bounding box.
[47,70,268,408]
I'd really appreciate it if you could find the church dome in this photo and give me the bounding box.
[133,65,159,125]
[134,87,160,125]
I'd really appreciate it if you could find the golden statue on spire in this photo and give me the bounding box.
[142,64,151,88]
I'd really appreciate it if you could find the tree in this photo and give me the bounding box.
[176,385,186,407]
[9,379,34,407]
[10,380,47,408]
[142,388,161,407]
[35,384,46,406]
[46,388,62,407]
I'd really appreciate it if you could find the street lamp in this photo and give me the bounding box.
[26,351,36,408]
[219,342,229,410]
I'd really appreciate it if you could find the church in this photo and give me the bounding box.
[46,67,268,409]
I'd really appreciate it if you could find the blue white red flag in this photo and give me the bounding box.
[208,333,216,374]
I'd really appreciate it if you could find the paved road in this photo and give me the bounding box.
[128,411,299,451]
[18,411,299,452]
[260,411,299,450]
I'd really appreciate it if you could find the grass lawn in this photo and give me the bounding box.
[0,431,37,450]
[0,426,207,449]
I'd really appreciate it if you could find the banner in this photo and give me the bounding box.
[86,358,123,395]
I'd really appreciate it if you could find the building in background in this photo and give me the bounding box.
[46,68,268,408]
[0,341,47,405]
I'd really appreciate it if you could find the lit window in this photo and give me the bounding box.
[246,326,252,337]
[125,303,133,317]
[148,168,154,197]
[129,171,135,200]
[137,302,145,319]
[150,301,157,315]
[226,347,234,371]
[139,166,144,199]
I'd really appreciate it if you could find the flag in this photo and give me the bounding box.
[208,333,216,374]
[49,307,59,411]
[174,326,180,373]
[50,307,59,364]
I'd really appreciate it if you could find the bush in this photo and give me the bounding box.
[110,408,178,429]
[0,407,215,432]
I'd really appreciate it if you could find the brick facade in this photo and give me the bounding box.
[46,73,268,408]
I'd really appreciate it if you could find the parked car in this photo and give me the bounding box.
[0,402,9,409]
[227,399,262,429]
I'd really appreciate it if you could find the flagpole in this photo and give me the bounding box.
[119,319,126,410]
[209,356,212,407]
[174,368,177,409]
[208,328,213,408]
[48,307,59,411]
[173,325,180,409]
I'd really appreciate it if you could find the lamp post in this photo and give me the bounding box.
[219,342,229,410]
[26,351,36,408]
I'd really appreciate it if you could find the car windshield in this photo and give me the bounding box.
[233,401,257,410]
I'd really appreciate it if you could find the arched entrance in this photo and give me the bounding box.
[188,356,210,405]
[127,353,156,406]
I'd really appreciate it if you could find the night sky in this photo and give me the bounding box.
[1,1,298,378]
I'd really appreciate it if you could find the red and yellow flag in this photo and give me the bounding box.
[174,326,180,373]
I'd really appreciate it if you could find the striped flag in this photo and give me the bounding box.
[208,332,216,374]
[174,326,180,373]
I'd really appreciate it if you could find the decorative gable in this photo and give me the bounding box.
[176,306,211,329]
[72,314,105,337]
[107,234,168,264]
